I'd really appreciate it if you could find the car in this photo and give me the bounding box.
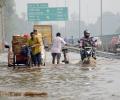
[115,43,120,53]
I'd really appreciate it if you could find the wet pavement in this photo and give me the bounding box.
[0,52,120,100]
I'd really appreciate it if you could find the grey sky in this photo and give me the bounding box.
[15,0,120,24]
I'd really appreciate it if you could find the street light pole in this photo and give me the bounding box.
[78,0,81,38]
[100,0,104,50]
[101,0,103,37]
[64,0,67,37]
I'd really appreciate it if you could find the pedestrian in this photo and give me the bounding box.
[28,32,42,67]
[33,29,44,65]
[51,32,67,64]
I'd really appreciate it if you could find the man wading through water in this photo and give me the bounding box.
[33,29,44,65]
[51,32,67,64]
[28,32,42,67]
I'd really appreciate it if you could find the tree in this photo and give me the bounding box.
[4,0,32,43]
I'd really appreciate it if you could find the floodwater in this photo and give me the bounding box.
[0,52,120,100]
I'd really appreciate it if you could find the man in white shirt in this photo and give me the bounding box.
[51,32,66,64]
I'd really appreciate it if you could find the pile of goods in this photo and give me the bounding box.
[12,35,29,64]
[12,35,28,54]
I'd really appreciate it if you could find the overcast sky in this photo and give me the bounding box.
[15,0,120,24]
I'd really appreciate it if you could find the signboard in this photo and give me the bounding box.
[27,3,68,21]
[28,3,48,8]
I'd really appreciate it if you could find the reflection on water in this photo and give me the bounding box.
[0,52,120,100]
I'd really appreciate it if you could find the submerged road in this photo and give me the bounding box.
[0,52,120,100]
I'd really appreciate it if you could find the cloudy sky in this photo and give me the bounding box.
[15,0,120,24]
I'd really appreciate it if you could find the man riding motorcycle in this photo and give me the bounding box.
[79,30,97,61]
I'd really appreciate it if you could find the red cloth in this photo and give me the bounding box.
[23,33,30,39]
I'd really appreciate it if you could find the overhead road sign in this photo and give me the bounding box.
[27,3,48,8]
[27,3,68,21]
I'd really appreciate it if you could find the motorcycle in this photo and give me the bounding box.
[81,47,96,64]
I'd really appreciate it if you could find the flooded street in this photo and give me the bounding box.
[1,0,120,99]
[0,52,120,100]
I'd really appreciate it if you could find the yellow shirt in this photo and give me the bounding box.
[28,36,41,55]
[35,33,43,47]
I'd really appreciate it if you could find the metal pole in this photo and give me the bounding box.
[78,0,81,38]
[74,0,76,37]
[0,8,2,52]
[101,0,103,37]
[1,7,4,39]
[100,0,103,50]
[64,0,67,37]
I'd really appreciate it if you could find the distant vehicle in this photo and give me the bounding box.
[94,37,102,50]
[33,25,52,49]
[108,36,120,53]
[115,43,120,53]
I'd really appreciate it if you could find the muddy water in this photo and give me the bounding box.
[0,52,120,100]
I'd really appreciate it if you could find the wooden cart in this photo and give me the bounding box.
[10,36,30,68]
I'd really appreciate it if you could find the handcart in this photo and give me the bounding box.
[11,35,32,68]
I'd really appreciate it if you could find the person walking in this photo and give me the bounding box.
[33,30,44,65]
[51,32,67,64]
[28,32,42,67]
